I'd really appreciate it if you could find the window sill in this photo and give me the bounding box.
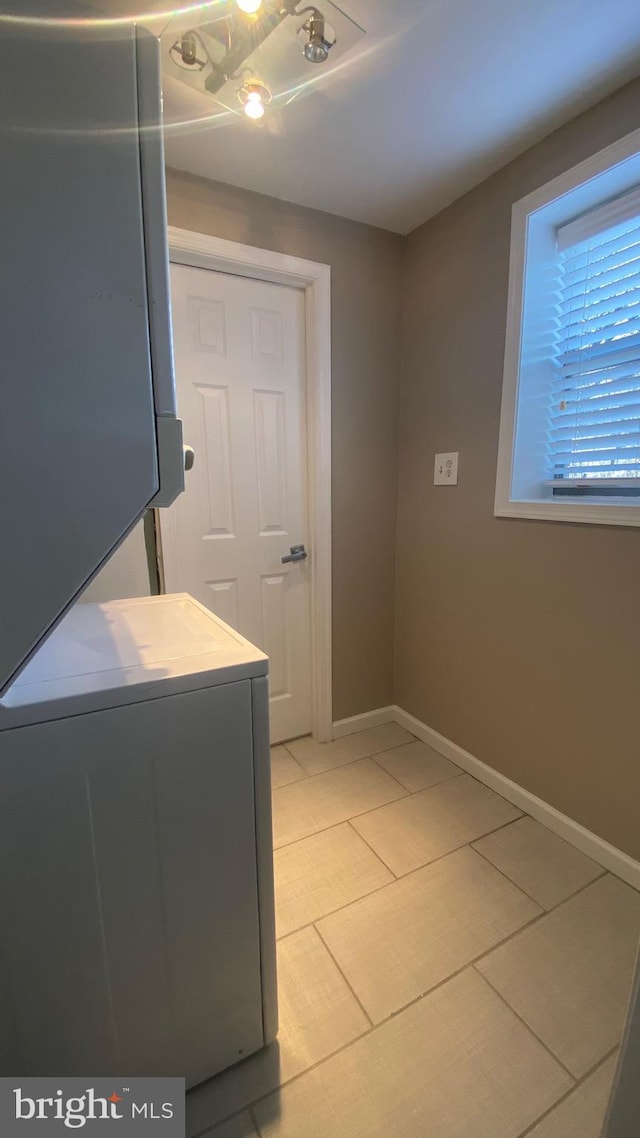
[494,498,640,527]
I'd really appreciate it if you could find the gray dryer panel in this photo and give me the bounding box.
[0,681,266,1082]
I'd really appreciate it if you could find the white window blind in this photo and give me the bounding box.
[549,188,640,489]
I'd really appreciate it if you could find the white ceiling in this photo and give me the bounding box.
[78,1,640,233]
[158,0,640,234]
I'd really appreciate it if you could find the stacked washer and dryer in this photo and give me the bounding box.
[0,15,277,1082]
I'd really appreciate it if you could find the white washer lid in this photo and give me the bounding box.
[0,594,268,727]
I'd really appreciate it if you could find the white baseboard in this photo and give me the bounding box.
[332,706,395,739]
[386,705,640,892]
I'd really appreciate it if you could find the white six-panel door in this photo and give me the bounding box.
[161,264,311,743]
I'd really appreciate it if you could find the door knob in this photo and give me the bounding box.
[281,545,308,565]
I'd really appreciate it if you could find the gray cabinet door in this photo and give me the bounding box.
[0,22,159,693]
[0,681,264,1082]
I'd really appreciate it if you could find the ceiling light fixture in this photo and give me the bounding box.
[236,0,263,14]
[169,29,209,71]
[238,79,271,120]
[179,32,197,66]
[300,8,335,64]
[165,1,342,110]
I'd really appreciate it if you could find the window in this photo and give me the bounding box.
[495,128,640,526]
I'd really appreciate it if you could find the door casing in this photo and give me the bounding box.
[160,227,333,743]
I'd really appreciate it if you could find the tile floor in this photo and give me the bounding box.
[188,724,640,1138]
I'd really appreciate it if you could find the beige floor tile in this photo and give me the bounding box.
[270,746,306,790]
[194,1112,258,1138]
[275,823,393,938]
[254,969,572,1138]
[352,773,521,875]
[473,817,604,909]
[272,759,406,849]
[317,846,541,1023]
[527,1054,618,1138]
[286,723,414,776]
[186,927,369,1135]
[477,875,640,1077]
[373,739,462,792]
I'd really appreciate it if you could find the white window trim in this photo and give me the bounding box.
[495,125,640,527]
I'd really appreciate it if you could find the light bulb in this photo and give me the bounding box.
[239,79,271,119]
[244,91,265,120]
[236,0,262,13]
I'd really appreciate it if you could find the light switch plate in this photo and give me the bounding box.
[434,452,459,485]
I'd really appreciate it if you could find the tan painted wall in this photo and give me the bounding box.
[165,170,404,722]
[81,521,151,604]
[396,76,640,860]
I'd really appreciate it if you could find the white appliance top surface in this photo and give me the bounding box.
[2,594,268,714]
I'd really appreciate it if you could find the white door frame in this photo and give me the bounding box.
[167,226,333,743]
